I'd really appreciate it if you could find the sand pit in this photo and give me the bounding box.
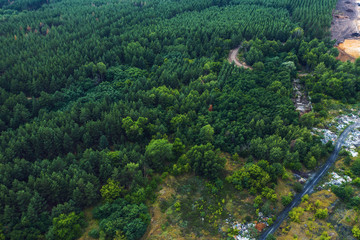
[337,39,360,61]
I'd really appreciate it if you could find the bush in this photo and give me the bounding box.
[320,231,331,240]
[352,159,360,176]
[266,234,276,240]
[349,196,360,207]
[352,226,360,239]
[281,195,292,206]
[245,215,252,222]
[159,199,170,213]
[267,218,273,225]
[261,201,272,216]
[88,228,100,239]
[344,156,351,166]
[289,207,304,222]
[93,199,150,240]
[301,194,309,202]
[293,182,303,193]
[331,185,354,202]
[315,209,328,219]
[352,177,360,187]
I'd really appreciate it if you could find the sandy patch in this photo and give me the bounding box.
[337,39,360,61]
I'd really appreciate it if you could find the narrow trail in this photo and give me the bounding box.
[259,122,360,240]
[228,46,252,69]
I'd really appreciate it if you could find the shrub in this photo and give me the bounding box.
[344,156,351,166]
[245,215,252,222]
[349,197,360,207]
[261,201,272,216]
[174,201,181,212]
[267,218,273,225]
[352,226,360,239]
[266,234,276,240]
[331,185,354,202]
[301,194,309,202]
[353,177,360,187]
[320,231,331,240]
[289,207,304,222]
[351,159,360,176]
[88,228,100,239]
[293,182,303,193]
[315,209,328,219]
[281,194,293,206]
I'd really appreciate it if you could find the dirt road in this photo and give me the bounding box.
[228,46,252,69]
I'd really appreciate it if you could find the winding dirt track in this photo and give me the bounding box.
[259,122,360,240]
[228,46,252,69]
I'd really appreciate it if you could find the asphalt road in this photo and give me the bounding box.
[259,122,360,240]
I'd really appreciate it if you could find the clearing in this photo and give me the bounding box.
[228,46,252,69]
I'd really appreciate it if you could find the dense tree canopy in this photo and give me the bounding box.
[0,0,351,238]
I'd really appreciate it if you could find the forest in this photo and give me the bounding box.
[1,0,359,239]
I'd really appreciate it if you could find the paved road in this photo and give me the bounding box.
[259,122,360,240]
[228,46,251,69]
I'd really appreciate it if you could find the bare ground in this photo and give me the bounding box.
[228,46,252,69]
[337,45,357,62]
[331,0,358,44]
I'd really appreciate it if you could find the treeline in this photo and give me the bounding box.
[232,0,338,38]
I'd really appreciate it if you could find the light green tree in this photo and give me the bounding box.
[100,179,124,202]
[145,139,173,171]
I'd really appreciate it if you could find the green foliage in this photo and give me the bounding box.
[266,234,277,240]
[122,117,148,141]
[331,185,354,202]
[47,212,84,240]
[293,182,304,193]
[100,179,124,203]
[281,193,293,206]
[228,163,270,192]
[183,143,225,179]
[267,218,274,225]
[301,194,309,202]
[172,138,185,157]
[289,207,304,223]
[145,138,173,171]
[315,209,328,219]
[320,231,331,240]
[0,0,341,237]
[353,226,360,239]
[245,47,264,66]
[174,201,181,212]
[262,187,278,202]
[93,199,149,240]
[352,159,360,176]
[88,228,100,239]
[353,178,360,187]
[245,215,252,222]
[345,156,352,166]
[199,124,215,144]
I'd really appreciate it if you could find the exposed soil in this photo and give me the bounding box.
[332,0,360,61]
[292,79,312,115]
[337,39,360,61]
[228,46,252,69]
[331,0,358,44]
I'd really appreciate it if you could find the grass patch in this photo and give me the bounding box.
[79,207,99,240]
